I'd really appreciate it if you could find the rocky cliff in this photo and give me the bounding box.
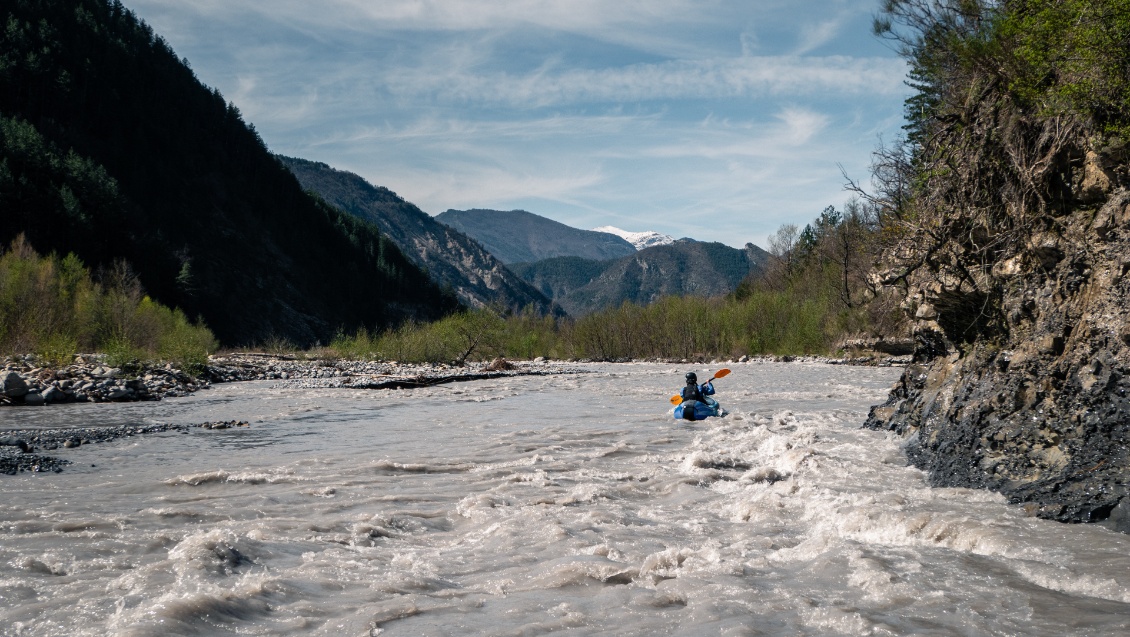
[866,162,1130,531]
[862,0,1130,530]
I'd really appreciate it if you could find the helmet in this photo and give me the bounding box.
[685,372,697,384]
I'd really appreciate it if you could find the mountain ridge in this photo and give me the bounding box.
[435,209,637,264]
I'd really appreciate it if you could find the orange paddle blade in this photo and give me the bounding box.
[669,395,682,405]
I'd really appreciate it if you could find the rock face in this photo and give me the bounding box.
[866,189,1130,525]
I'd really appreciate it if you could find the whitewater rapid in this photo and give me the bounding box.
[2,361,1129,636]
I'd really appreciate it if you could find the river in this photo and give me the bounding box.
[2,361,1129,636]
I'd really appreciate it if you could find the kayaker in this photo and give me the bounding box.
[675,372,719,421]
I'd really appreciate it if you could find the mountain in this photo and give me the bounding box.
[592,226,675,250]
[0,0,459,346]
[510,240,771,315]
[435,209,637,264]
[278,157,556,315]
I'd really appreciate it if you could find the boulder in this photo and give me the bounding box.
[1108,498,1130,534]
[2,372,28,398]
[484,357,515,371]
[0,436,31,452]
[41,386,66,404]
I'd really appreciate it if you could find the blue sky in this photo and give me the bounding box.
[127,0,910,248]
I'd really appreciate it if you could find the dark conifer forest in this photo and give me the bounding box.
[0,0,459,346]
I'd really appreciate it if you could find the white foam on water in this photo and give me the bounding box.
[164,467,303,486]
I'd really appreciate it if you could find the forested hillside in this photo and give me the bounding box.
[0,0,458,346]
[278,156,556,315]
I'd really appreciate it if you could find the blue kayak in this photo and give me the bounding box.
[673,397,722,421]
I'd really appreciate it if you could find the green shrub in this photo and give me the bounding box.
[0,235,218,373]
[325,283,853,364]
[102,337,146,374]
[157,314,216,375]
[331,327,377,360]
[36,332,78,367]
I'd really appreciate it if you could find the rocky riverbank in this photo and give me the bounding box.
[0,354,564,407]
[0,352,907,475]
[1,352,905,409]
[0,421,248,474]
[1,358,204,406]
[866,189,1130,533]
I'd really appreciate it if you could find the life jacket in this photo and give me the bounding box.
[681,384,703,402]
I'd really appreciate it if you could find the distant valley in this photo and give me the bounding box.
[435,209,770,316]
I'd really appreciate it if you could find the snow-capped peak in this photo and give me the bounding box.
[592,226,675,251]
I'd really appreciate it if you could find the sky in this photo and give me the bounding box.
[126,0,911,249]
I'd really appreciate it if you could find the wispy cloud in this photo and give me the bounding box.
[380,55,908,107]
[125,0,911,248]
[133,0,727,57]
[290,102,877,245]
[795,18,847,54]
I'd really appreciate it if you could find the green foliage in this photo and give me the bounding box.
[331,309,508,365]
[36,332,78,367]
[0,235,217,372]
[998,0,1130,137]
[883,0,1130,144]
[102,337,146,374]
[329,284,852,363]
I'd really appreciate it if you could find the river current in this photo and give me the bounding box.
[2,361,1130,636]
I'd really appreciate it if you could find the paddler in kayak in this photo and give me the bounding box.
[673,371,721,421]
